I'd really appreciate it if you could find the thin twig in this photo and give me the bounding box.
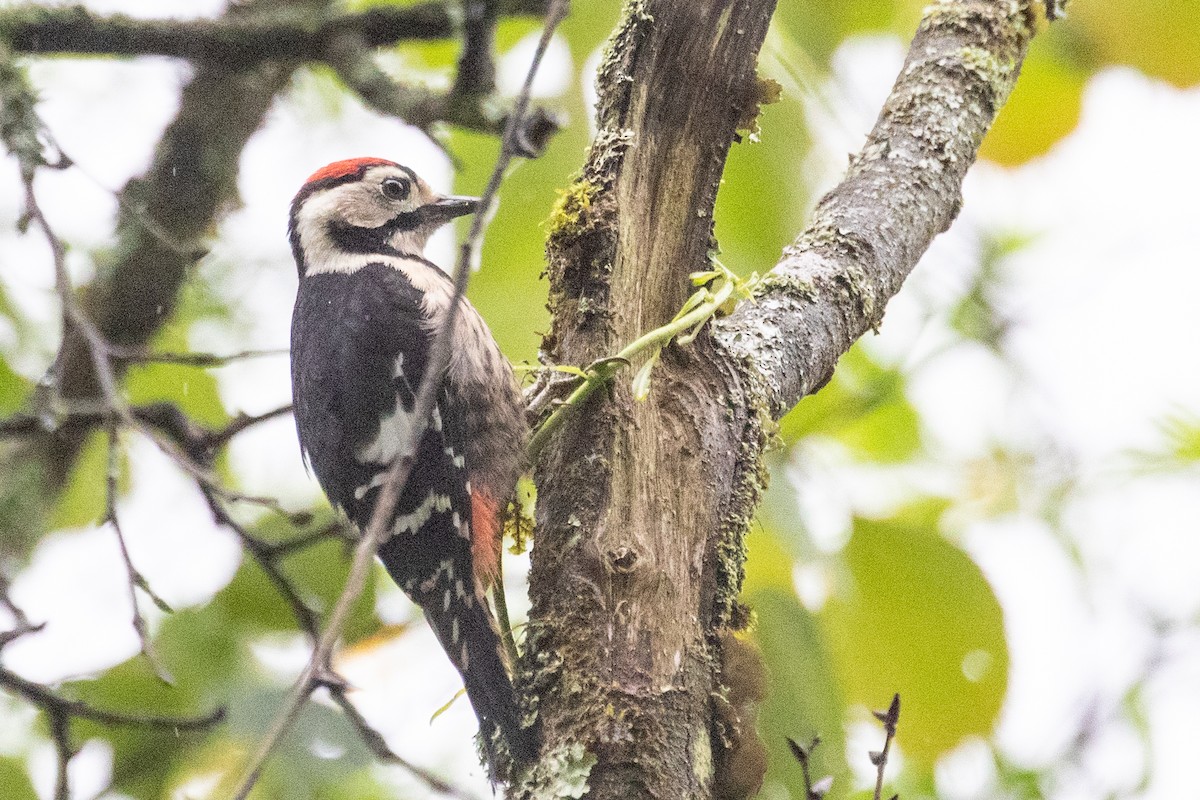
[0,666,225,729]
[204,404,294,450]
[23,162,182,681]
[103,418,174,684]
[120,409,307,521]
[21,177,121,412]
[227,4,569,796]
[111,347,289,367]
[786,736,832,800]
[48,711,71,800]
[0,401,291,449]
[262,520,354,559]
[199,487,322,640]
[870,694,901,800]
[0,576,43,648]
[326,684,481,800]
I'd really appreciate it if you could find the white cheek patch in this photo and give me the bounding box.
[297,182,431,275]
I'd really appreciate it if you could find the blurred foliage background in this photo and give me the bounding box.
[2,0,1200,799]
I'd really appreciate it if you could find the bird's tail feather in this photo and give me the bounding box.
[421,585,538,772]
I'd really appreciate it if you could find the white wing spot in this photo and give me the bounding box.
[443,589,451,611]
[389,492,453,535]
[460,642,470,672]
[444,445,466,469]
[419,559,456,594]
[451,617,460,644]
[354,353,417,482]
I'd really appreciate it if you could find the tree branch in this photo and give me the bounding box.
[713,0,1039,420]
[452,0,500,98]
[525,1,777,797]
[0,1,546,63]
[0,667,225,729]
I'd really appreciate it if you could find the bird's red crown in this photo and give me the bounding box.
[303,157,398,186]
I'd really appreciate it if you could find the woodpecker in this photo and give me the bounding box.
[287,157,534,768]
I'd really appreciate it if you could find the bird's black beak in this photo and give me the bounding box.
[422,195,481,227]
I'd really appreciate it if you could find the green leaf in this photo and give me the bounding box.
[749,587,851,800]
[429,687,467,723]
[0,357,29,414]
[49,430,108,529]
[67,610,234,798]
[630,350,660,401]
[714,76,810,274]
[215,509,379,643]
[125,357,228,430]
[0,757,37,800]
[744,518,851,798]
[1069,0,1200,88]
[771,0,919,69]
[979,35,1087,166]
[780,347,920,462]
[819,501,1009,763]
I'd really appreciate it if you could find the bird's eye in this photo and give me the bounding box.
[380,177,411,201]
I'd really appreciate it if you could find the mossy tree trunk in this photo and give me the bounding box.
[518,2,776,797]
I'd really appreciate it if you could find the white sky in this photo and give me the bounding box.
[1,7,1199,800]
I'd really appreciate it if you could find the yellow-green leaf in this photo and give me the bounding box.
[979,36,1087,166]
[819,502,1008,763]
[1070,0,1200,88]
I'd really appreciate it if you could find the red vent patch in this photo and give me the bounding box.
[304,157,397,186]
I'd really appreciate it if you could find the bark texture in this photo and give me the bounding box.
[520,2,776,798]
[524,1,1041,798]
